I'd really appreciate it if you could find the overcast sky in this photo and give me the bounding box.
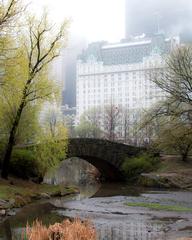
[26,0,125,43]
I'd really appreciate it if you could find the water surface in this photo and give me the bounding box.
[0,183,192,240]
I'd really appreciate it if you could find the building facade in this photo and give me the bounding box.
[76,35,180,142]
[76,55,164,119]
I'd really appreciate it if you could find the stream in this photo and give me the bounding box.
[0,183,192,239]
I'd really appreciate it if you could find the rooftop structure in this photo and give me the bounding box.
[78,34,179,66]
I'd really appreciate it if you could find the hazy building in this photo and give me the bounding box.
[76,35,179,134]
[62,38,87,108]
[76,53,166,122]
[78,34,179,65]
[125,0,192,43]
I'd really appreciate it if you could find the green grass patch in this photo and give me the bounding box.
[126,202,192,212]
[0,180,76,201]
[0,185,28,200]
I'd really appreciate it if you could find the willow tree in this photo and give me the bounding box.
[0,0,24,85]
[1,13,69,179]
[34,106,68,178]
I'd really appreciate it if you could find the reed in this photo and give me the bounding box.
[23,218,97,240]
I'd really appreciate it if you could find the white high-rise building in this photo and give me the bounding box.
[76,54,166,122]
[76,35,180,141]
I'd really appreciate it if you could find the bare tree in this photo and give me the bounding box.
[121,108,131,143]
[84,107,102,138]
[154,120,192,161]
[103,104,121,141]
[0,0,23,30]
[152,46,192,122]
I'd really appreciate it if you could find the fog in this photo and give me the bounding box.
[26,0,192,107]
[125,0,192,42]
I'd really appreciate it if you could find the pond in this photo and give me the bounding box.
[0,183,192,240]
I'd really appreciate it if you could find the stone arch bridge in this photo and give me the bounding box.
[67,138,144,181]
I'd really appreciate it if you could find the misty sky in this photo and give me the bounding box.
[25,0,192,45]
[26,0,125,43]
[126,0,192,40]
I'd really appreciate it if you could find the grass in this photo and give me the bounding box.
[0,177,76,207]
[0,182,60,200]
[126,202,192,212]
[0,184,28,199]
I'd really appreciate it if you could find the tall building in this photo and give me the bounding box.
[76,52,165,121]
[76,35,179,142]
[125,0,192,43]
[79,35,178,66]
[62,38,87,108]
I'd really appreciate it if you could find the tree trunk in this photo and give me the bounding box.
[181,146,190,162]
[1,130,15,179]
[1,100,25,179]
[182,152,188,162]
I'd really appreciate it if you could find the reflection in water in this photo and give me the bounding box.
[44,157,100,186]
[0,202,65,240]
[2,221,12,240]
[0,183,100,240]
[50,183,101,208]
[1,183,192,240]
[92,183,146,198]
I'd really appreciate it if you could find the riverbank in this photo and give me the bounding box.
[138,155,192,190]
[1,183,192,239]
[0,176,78,223]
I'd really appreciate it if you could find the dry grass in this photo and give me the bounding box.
[23,218,97,240]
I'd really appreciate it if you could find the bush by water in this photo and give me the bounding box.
[122,153,159,181]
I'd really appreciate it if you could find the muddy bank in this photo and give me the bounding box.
[49,185,192,240]
[139,170,192,189]
[1,183,192,239]
[0,177,78,224]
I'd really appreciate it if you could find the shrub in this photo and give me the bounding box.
[10,149,38,179]
[121,153,159,181]
[23,218,97,240]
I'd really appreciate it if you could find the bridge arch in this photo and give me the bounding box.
[67,138,143,181]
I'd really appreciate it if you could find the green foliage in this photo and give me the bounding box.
[121,153,158,180]
[75,116,101,138]
[34,123,68,178]
[10,149,38,179]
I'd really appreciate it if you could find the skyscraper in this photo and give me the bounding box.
[125,0,192,42]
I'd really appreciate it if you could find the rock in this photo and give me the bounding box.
[7,210,16,216]
[0,199,11,210]
[9,199,15,206]
[0,210,6,216]
[0,199,7,205]
[39,193,51,199]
